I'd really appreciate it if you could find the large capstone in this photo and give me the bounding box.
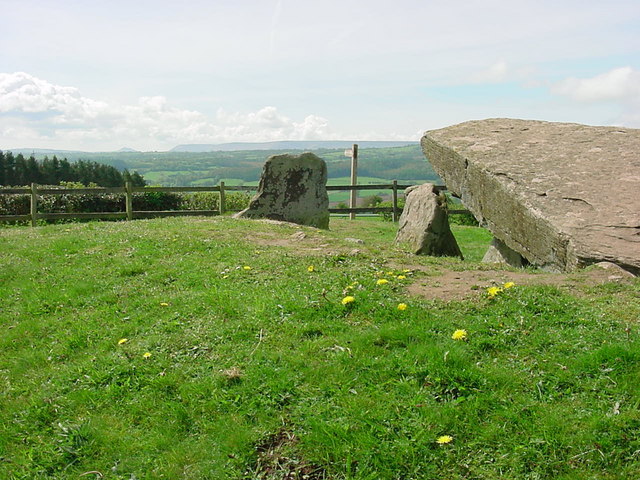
[235,152,330,229]
[395,183,463,258]
[422,119,640,275]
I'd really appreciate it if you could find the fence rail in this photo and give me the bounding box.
[0,181,469,226]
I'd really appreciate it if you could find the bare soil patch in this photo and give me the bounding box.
[406,263,636,301]
[247,221,364,256]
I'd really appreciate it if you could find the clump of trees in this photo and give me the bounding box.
[0,151,146,187]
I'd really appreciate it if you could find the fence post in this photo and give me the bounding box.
[392,180,399,222]
[219,181,226,215]
[30,183,38,227]
[349,144,358,220]
[125,182,133,221]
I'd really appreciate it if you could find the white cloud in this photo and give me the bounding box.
[0,72,338,150]
[552,67,640,103]
[0,71,109,120]
[550,67,640,127]
[469,61,509,84]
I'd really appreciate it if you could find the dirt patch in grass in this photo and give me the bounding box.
[245,429,327,480]
[247,222,364,256]
[250,230,329,251]
[406,263,636,301]
[237,219,637,302]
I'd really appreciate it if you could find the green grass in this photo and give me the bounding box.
[1,217,639,479]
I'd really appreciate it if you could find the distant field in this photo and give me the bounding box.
[20,144,440,187]
[217,178,248,186]
[143,170,210,185]
[191,178,219,186]
[213,176,412,205]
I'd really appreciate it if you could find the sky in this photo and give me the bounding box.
[1,0,639,151]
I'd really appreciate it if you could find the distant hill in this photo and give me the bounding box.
[117,147,140,153]
[170,141,417,152]
[8,148,91,156]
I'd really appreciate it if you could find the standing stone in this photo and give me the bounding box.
[422,119,640,274]
[395,183,463,258]
[482,238,528,268]
[234,152,330,229]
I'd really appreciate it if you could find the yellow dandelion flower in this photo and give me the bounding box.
[436,435,453,444]
[397,303,408,311]
[307,265,315,272]
[118,338,128,345]
[243,266,252,270]
[143,352,152,359]
[376,279,389,286]
[160,302,169,307]
[503,281,515,289]
[402,269,412,273]
[486,286,503,297]
[222,275,229,279]
[396,275,407,280]
[386,271,394,276]
[341,296,355,306]
[452,329,467,341]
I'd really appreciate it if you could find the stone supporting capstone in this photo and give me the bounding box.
[482,237,528,268]
[395,183,463,258]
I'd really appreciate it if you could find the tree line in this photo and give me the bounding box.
[0,151,146,187]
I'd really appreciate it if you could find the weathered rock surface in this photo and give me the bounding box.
[482,238,528,268]
[235,152,329,229]
[422,118,640,274]
[395,183,463,258]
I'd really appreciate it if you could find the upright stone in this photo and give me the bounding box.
[421,118,640,274]
[482,238,527,268]
[235,152,330,229]
[395,183,463,258]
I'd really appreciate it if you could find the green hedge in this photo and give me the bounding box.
[180,191,252,212]
[0,186,252,219]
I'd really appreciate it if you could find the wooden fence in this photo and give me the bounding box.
[0,181,468,226]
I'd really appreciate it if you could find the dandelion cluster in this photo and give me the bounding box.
[452,329,467,341]
[341,296,355,306]
[397,303,408,311]
[486,286,503,298]
[487,282,516,298]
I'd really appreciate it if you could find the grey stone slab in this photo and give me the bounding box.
[422,118,640,274]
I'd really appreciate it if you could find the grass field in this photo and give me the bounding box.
[1,217,639,479]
